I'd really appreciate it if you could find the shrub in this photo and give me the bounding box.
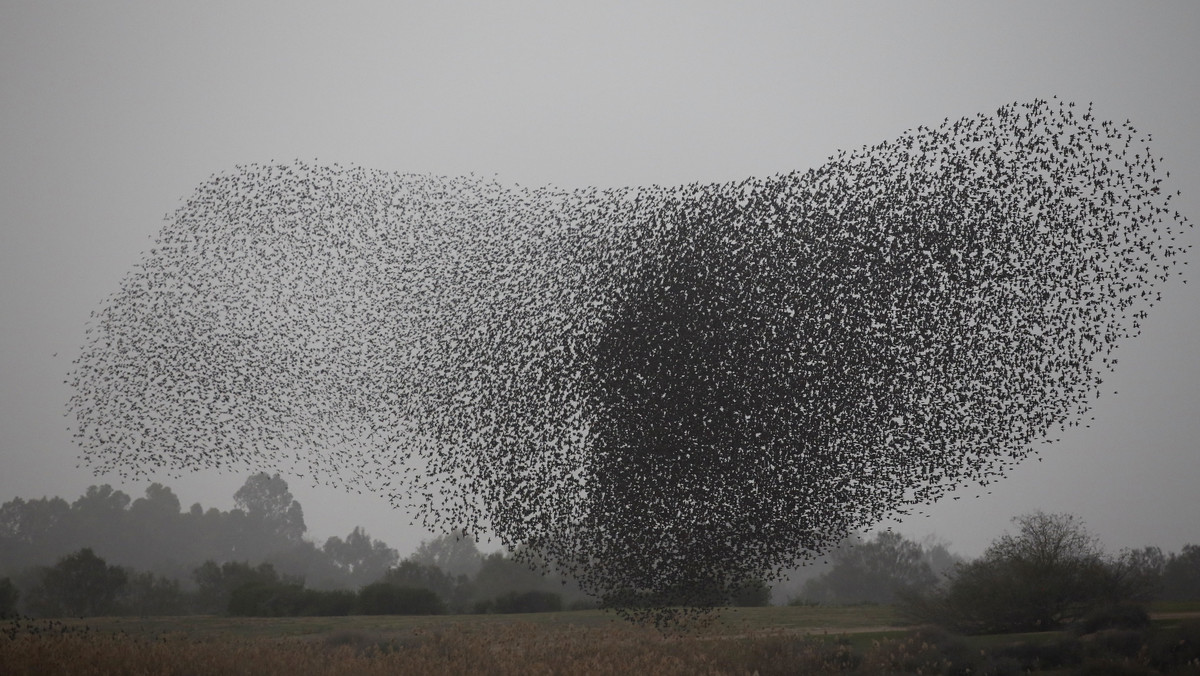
[1161,544,1200,601]
[1089,628,1147,659]
[119,571,189,616]
[1073,658,1159,676]
[358,582,445,615]
[800,532,940,605]
[993,636,1084,671]
[493,590,562,614]
[0,577,17,618]
[193,560,286,614]
[1145,618,1200,671]
[309,589,357,616]
[228,581,307,616]
[227,582,359,617]
[729,578,771,607]
[30,548,127,617]
[1074,603,1150,635]
[901,512,1143,634]
[567,597,600,611]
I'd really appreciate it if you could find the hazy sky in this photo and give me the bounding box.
[2,1,1198,561]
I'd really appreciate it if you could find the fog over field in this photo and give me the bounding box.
[1,2,1198,565]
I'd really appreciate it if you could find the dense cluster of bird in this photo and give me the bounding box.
[68,99,1189,623]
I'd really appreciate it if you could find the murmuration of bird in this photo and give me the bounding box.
[68,99,1191,625]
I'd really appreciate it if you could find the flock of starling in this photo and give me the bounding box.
[69,99,1189,622]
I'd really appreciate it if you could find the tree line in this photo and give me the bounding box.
[0,474,382,587]
[0,473,766,618]
[0,547,579,618]
[4,474,1196,626]
[788,511,1200,634]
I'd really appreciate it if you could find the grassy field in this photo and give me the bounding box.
[39,603,906,639]
[3,603,1198,675]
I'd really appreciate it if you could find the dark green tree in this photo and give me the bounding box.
[1162,544,1200,601]
[233,473,306,549]
[381,560,455,599]
[69,486,132,557]
[800,531,940,605]
[380,558,480,612]
[729,577,772,607]
[0,576,17,617]
[358,582,445,615]
[192,560,286,614]
[31,548,127,617]
[901,512,1135,634]
[227,581,310,616]
[492,589,563,613]
[322,526,398,588]
[122,483,196,577]
[473,550,557,601]
[1112,545,1166,601]
[263,539,343,590]
[410,533,484,578]
[0,496,72,571]
[120,570,187,616]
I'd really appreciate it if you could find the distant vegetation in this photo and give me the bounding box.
[787,511,1200,635]
[1,476,1197,624]
[788,531,959,606]
[0,474,386,588]
[0,474,767,618]
[897,511,1199,634]
[3,478,1200,673]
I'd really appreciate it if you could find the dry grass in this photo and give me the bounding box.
[20,604,905,640]
[0,618,871,675]
[0,607,904,676]
[7,606,1194,674]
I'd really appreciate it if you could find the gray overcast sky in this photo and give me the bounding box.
[2,1,1198,560]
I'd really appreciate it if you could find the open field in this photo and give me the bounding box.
[3,604,1199,675]
[31,603,908,639]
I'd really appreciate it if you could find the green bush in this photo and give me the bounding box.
[309,589,357,616]
[1161,544,1200,601]
[1073,658,1159,676]
[193,560,287,615]
[0,577,17,617]
[567,597,599,611]
[29,548,127,617]
[227,582,308,616]
[799,532,941,605]
[492,590,562,614]
[901,512,1144,634]
[993,636,1084,671]
[1074,603,1150,635]
[119,571,189,616]
[1089,628,1146,659]
[225,581,359,617]
[729,578,771,607]
[1144,619,1200,672]
[358,582,445,615]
